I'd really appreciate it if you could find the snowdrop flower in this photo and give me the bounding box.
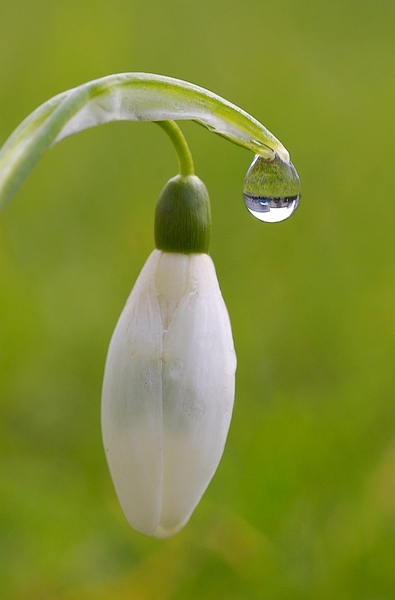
[101,174,237,538]
[0,74,299,539]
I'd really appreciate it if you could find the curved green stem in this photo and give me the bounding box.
[0,73,291,211]
[156,121,194,177]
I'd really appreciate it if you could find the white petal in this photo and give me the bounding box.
[101,250,164,536]
[155,253,236,537]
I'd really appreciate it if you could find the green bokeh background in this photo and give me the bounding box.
[1,0,395,598]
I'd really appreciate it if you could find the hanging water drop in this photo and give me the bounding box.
[243,153,301,223]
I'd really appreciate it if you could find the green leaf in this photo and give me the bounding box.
[0,73,289,210]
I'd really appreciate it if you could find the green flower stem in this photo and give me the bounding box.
[156,121,194,177]
[0,73,290,211]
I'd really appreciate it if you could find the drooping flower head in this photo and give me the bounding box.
[102,173,237,537]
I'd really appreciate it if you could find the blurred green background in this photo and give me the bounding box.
[1,0,395,598]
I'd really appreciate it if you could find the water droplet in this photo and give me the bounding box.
[243,153,301,223]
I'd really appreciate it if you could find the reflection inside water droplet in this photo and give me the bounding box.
[243,153,301,223]
[243,193,299,223]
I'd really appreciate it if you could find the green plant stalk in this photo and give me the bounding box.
[0,73,290,211]
[156,121,195,177]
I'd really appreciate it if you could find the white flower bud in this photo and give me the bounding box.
[102,249,236,538]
